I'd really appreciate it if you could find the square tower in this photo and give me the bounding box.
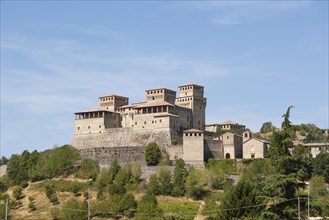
[176,84,206,130]
[99,95,129,112]
[145,88,176,104]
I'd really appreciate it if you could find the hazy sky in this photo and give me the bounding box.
[1,1,328,157]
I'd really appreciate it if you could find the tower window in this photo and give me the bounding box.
[88,126,90,129]
[99,125,101,128]
[78,127,80,130]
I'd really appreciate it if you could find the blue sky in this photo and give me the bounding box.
[1,1,328,157]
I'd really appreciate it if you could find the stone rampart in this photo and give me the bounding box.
[205,139,224,160]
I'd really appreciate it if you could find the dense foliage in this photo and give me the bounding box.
[144,142,162,166]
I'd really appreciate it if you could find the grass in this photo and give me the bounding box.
[158,196,200,220]
[30,179,88,193]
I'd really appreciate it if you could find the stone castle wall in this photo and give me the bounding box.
[72,128,184,166]
[205,139,224,160]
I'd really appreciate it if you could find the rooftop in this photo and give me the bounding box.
[220,120,245,126]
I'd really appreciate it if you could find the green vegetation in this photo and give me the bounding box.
[3,107,329,219]
[260,121,276,133]
[159,199,199,220]
[144,142,162,166]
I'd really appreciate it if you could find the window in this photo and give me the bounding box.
[99,125,101,128]
[199,133,201,136]
[144,121,146,125]
[244,133,248,137]
[227,136,229,139]
[251,154,255,159]
[225,153,230,159]
[88,126,90,129]
[160,119,162,123]
[78,127,80,130]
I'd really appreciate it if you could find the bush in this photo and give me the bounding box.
[71,183,81,196]
[145,142,161,166]
[13,186,23,200]
[58,198,87,220]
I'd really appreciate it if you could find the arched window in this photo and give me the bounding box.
[225,153,230,159]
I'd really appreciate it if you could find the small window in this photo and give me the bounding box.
[88,126,90,129]
[199,133,201,136]
[78,127,80,130]
[144,121,146,125]
[99,125,101,128]
[160,119,162,123]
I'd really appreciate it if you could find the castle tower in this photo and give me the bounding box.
[183,129,204,167]
[145,88,176,104]
[176,84,206,130]
[99,95,129,112]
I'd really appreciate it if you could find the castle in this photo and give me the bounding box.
[71,83,270,166]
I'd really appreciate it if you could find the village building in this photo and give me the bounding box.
[242,131,270,159]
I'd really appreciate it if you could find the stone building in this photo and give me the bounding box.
[219,132,243,159]
[72,84,207,165]
[205,120,246,133]
[242,131,270,159]
[74,84,206,136]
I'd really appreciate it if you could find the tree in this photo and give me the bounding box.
[219,179,264,219]
[147,174,159,195]
[136,190,162,220]
[185,168,207,200]
[265,106,301,219]
[260,121,276,133]
[59,198,87,220]
[75,159,99,180]
[313,151,329,183]
[171,159,187,197]
[144,142,161,166]
[157,167,172,195]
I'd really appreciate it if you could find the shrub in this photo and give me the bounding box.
[13,186,23,200]
[58,198,87,220]
[145,142,161,166]
[71,183,81,196]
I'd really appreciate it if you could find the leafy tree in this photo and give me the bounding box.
[291,145,313,181]
[144,142,161,166]
[0,177,8,193]
[313,151,329,183]
[265,107,301,219]
[136,190,163,220]
[260,121,276,133]
[300,123,328,143]
[157,167,172,195]
[59,198,87,220]
[171,159,187,197]
[98,159,120,188]
[147,174,159,195]
[75,159,99,180]
[0,156,8,166]
[185,168,207,200]
[219,179,264,219]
